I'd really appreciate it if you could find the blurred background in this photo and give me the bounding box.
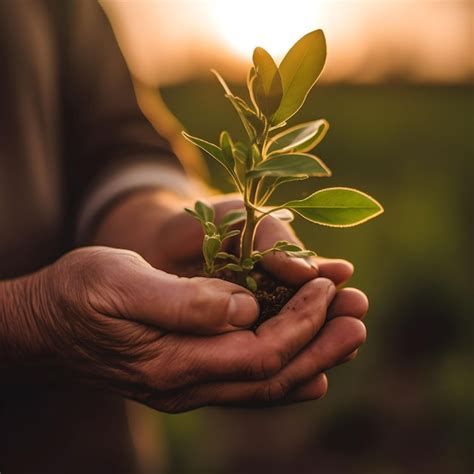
[101,1,472,472]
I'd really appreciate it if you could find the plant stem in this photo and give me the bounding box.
[240,201,256,264]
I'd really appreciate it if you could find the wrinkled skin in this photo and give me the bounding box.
[5,191,368,414]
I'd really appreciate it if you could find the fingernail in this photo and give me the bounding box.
[228,292,259,327]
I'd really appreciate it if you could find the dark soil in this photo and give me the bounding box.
[217,266,295,328]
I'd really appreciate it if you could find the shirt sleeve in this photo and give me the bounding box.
[50,0,192,244]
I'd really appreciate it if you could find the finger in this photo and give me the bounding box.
[283,373,328,403]
[144,373,329,413]
[338,349,359,363]
[105,253,259,334]
[154,317,363,410]
[327,288,369,320]
[273,316,366,389]
[312,257,354,286]
[201,317,363,406]
[145,278,336,391]
[255,215,318,286]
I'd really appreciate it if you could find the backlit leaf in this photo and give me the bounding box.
[266,120,329,155]
[247,152,331,178]
[272,30,327,125]
[203,235,220,267]
[252,47,283,117]
[220,209,247,228]
[285,187,384,227]
[195,201,215,223]
[246,276,258,292]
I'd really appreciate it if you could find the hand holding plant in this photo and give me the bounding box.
[183,29,383,299]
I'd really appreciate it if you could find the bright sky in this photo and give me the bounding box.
[102,0,473,85]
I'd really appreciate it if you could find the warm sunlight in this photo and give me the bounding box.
[210,0,328,61]
[101,0,473,85]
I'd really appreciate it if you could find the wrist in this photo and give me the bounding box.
[0,268,57,370]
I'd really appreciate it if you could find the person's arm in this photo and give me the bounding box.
[48,0,191,245]
[0,273,52,372]
[0,246,367,411]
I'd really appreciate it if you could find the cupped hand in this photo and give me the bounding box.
[95,191,356,288]
[33,246,367,412]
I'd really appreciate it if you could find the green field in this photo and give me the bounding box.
[156,83,473,473]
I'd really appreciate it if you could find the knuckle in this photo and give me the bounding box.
[261,378,291,403]
[252,349,283,379]
[186,278,231,324]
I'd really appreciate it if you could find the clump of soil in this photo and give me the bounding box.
[217,266,295,328]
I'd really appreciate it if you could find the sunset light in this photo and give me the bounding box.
[211,0,328,61]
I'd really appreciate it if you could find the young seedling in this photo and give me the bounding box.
[183,29,383,292]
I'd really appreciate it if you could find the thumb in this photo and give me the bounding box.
[111,258,259,335]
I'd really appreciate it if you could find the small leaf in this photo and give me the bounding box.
[273,240,304,252]
[204,221,218,235]
[216,251,239,262]
[247,67,260,113]
[272,30,327,125]
[266,120,329,155]
[246,276,258,292]
[247,153,331,178]
[284,249,317,258]
[220,131,234,162]
[252,47,283,117]
[242,258,255,270]
[182,132,235,179]
[251,144,261,167]
[195,201,215,223]
[220,209,246,228]
[233,142,248,164]
[222,229,240,241]
[184,207,201,221]
[285,187,384,227]
[225,263,244,272]
[211,69,258,140]
[203,235,221,268]
[251,252,263,262]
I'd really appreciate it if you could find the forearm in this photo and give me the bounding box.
[0,270,54,370]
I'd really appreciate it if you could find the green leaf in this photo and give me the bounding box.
[220,209,246,228]
[252,47,283,117]
[212,69,259,140]
[233,142,248,164]
[285,187,384,227]
[272,30,327,125]
[195,201,215,223]
[204,221,218,235]
[220,131,234,160]
[216,251,239,262]
[284,249,317,258]
[184,207,201,221]
[247,67,259,113]
[225,263,244,272]
[182,132,235,178]
[246,276,258,292]
[222,229,240,240]
[266,119,329,155]
[247,152,331,178]
[273,240,304,252]
[242,258,255,270]
[269,241,317,258]
[203,235,221,268]
[250,144,261,167]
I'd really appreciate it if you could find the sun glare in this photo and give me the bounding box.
[211,0,328,62]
